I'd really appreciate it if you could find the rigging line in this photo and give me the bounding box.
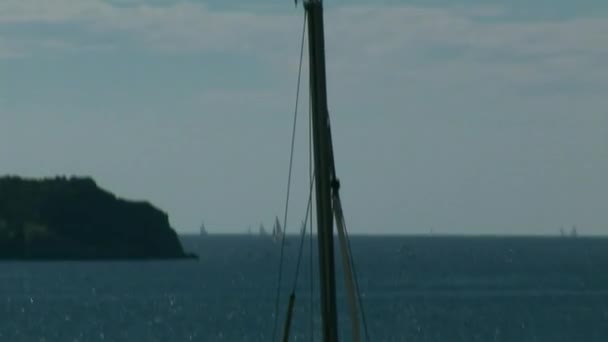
[271,11,308,342]
[308,92,314,342]
[333,194,362,342]
[281,173,315,342]
[322,107,370,339]
[309,216,315,342]
[338,207,371,341]
[291,173,315,290]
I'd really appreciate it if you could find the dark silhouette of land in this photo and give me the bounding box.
[0,176,195,260]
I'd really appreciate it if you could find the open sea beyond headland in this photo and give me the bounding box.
[1,235,607,341]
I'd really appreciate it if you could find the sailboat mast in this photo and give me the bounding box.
[304,0,339,341]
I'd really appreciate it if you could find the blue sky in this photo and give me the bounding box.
[1,0,607,235]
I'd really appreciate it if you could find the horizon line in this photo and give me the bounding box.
[179,232,608,238]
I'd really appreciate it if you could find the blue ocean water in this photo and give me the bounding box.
[1,235,608,341]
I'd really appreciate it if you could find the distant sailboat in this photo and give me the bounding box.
[259,223,267,236]
[199,221,208,236]
[272,216,284,242]
[570,225,578,238]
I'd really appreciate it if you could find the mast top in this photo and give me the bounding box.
[297,0,323,7]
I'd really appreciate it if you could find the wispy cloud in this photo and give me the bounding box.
[2,1,607,94]
[0,0,294,55]
[0,0,103,23]
[2,1,607,55]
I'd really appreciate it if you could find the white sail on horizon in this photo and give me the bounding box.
[272,216,283,242]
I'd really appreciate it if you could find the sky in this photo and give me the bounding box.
[1,0,607,235]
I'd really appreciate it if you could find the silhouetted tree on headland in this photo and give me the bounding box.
[0,175,195,260]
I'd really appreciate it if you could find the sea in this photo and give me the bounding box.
[1,235,607,342]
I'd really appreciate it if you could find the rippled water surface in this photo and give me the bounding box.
[1,235,608,341]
